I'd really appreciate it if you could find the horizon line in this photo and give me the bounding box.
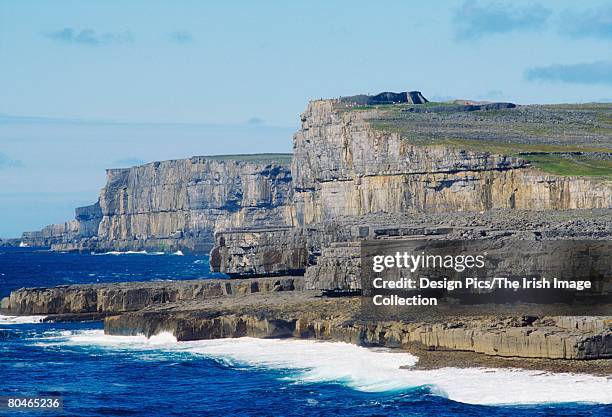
[0,112,297,130]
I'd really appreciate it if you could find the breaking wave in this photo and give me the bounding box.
[33,330,612,406]
[0,314,47,324]
[92,250,165,256]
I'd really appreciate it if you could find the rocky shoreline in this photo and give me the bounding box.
[404,345,612,377]
[3,279,610,375]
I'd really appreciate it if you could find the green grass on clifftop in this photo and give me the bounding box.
[364,103,612,178]
[202,153,293,163]
[520,154,612,178]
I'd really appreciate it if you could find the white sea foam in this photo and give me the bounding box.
[36,331,612,406]
[171,250,184,256]
[92,250,165,256]
[0,314,47,324]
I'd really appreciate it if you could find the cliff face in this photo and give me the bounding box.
[75,202,103,238]
[19,94,612,289]
[93,157,293,252]
[21,202,103,248]
[213,97,612,285]
[291,101,610,226]
[105,306,611,360]
[23,155,293,253]
[7,93,612,364]
[21,220,81,247]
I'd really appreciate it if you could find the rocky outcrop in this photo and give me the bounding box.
[303,241,361,290]
[0,238,21,247]
[21,220,80,247]
[210,226,308,277]
[22,155,294,253]
[75,202,103,238]
[1,277,304,315]
[303,209,612,290]
[395,318,611,360]
[339,91,428,105]
[3,278,610,361]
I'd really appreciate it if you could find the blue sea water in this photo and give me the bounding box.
[0,247,223,298]
[1,248,611,416]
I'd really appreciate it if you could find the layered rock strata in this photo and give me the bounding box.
[18,95,612,283]
[291,100,610,227]
[303,209,612,290]
[100,292,612,360]
[210,226,308,277]
[21,220,81,247]
[22,155,294,253]
[1,277,303,315]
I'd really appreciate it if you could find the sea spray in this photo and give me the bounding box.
[0,315,47,325]
[92,251,165,256]
[34,331,612,406]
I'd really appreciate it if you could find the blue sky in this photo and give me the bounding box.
[0,0,611,237]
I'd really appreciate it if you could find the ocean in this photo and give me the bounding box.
[1,248,610,416]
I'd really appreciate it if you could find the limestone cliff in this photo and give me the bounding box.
[7,92,612,365]
[212,95,612,285]
[20,220,80,247]
[22,154,293,253]
[292,100,610,225]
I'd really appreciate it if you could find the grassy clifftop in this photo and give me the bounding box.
[200,153,293,163]
[349,102,612,178]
